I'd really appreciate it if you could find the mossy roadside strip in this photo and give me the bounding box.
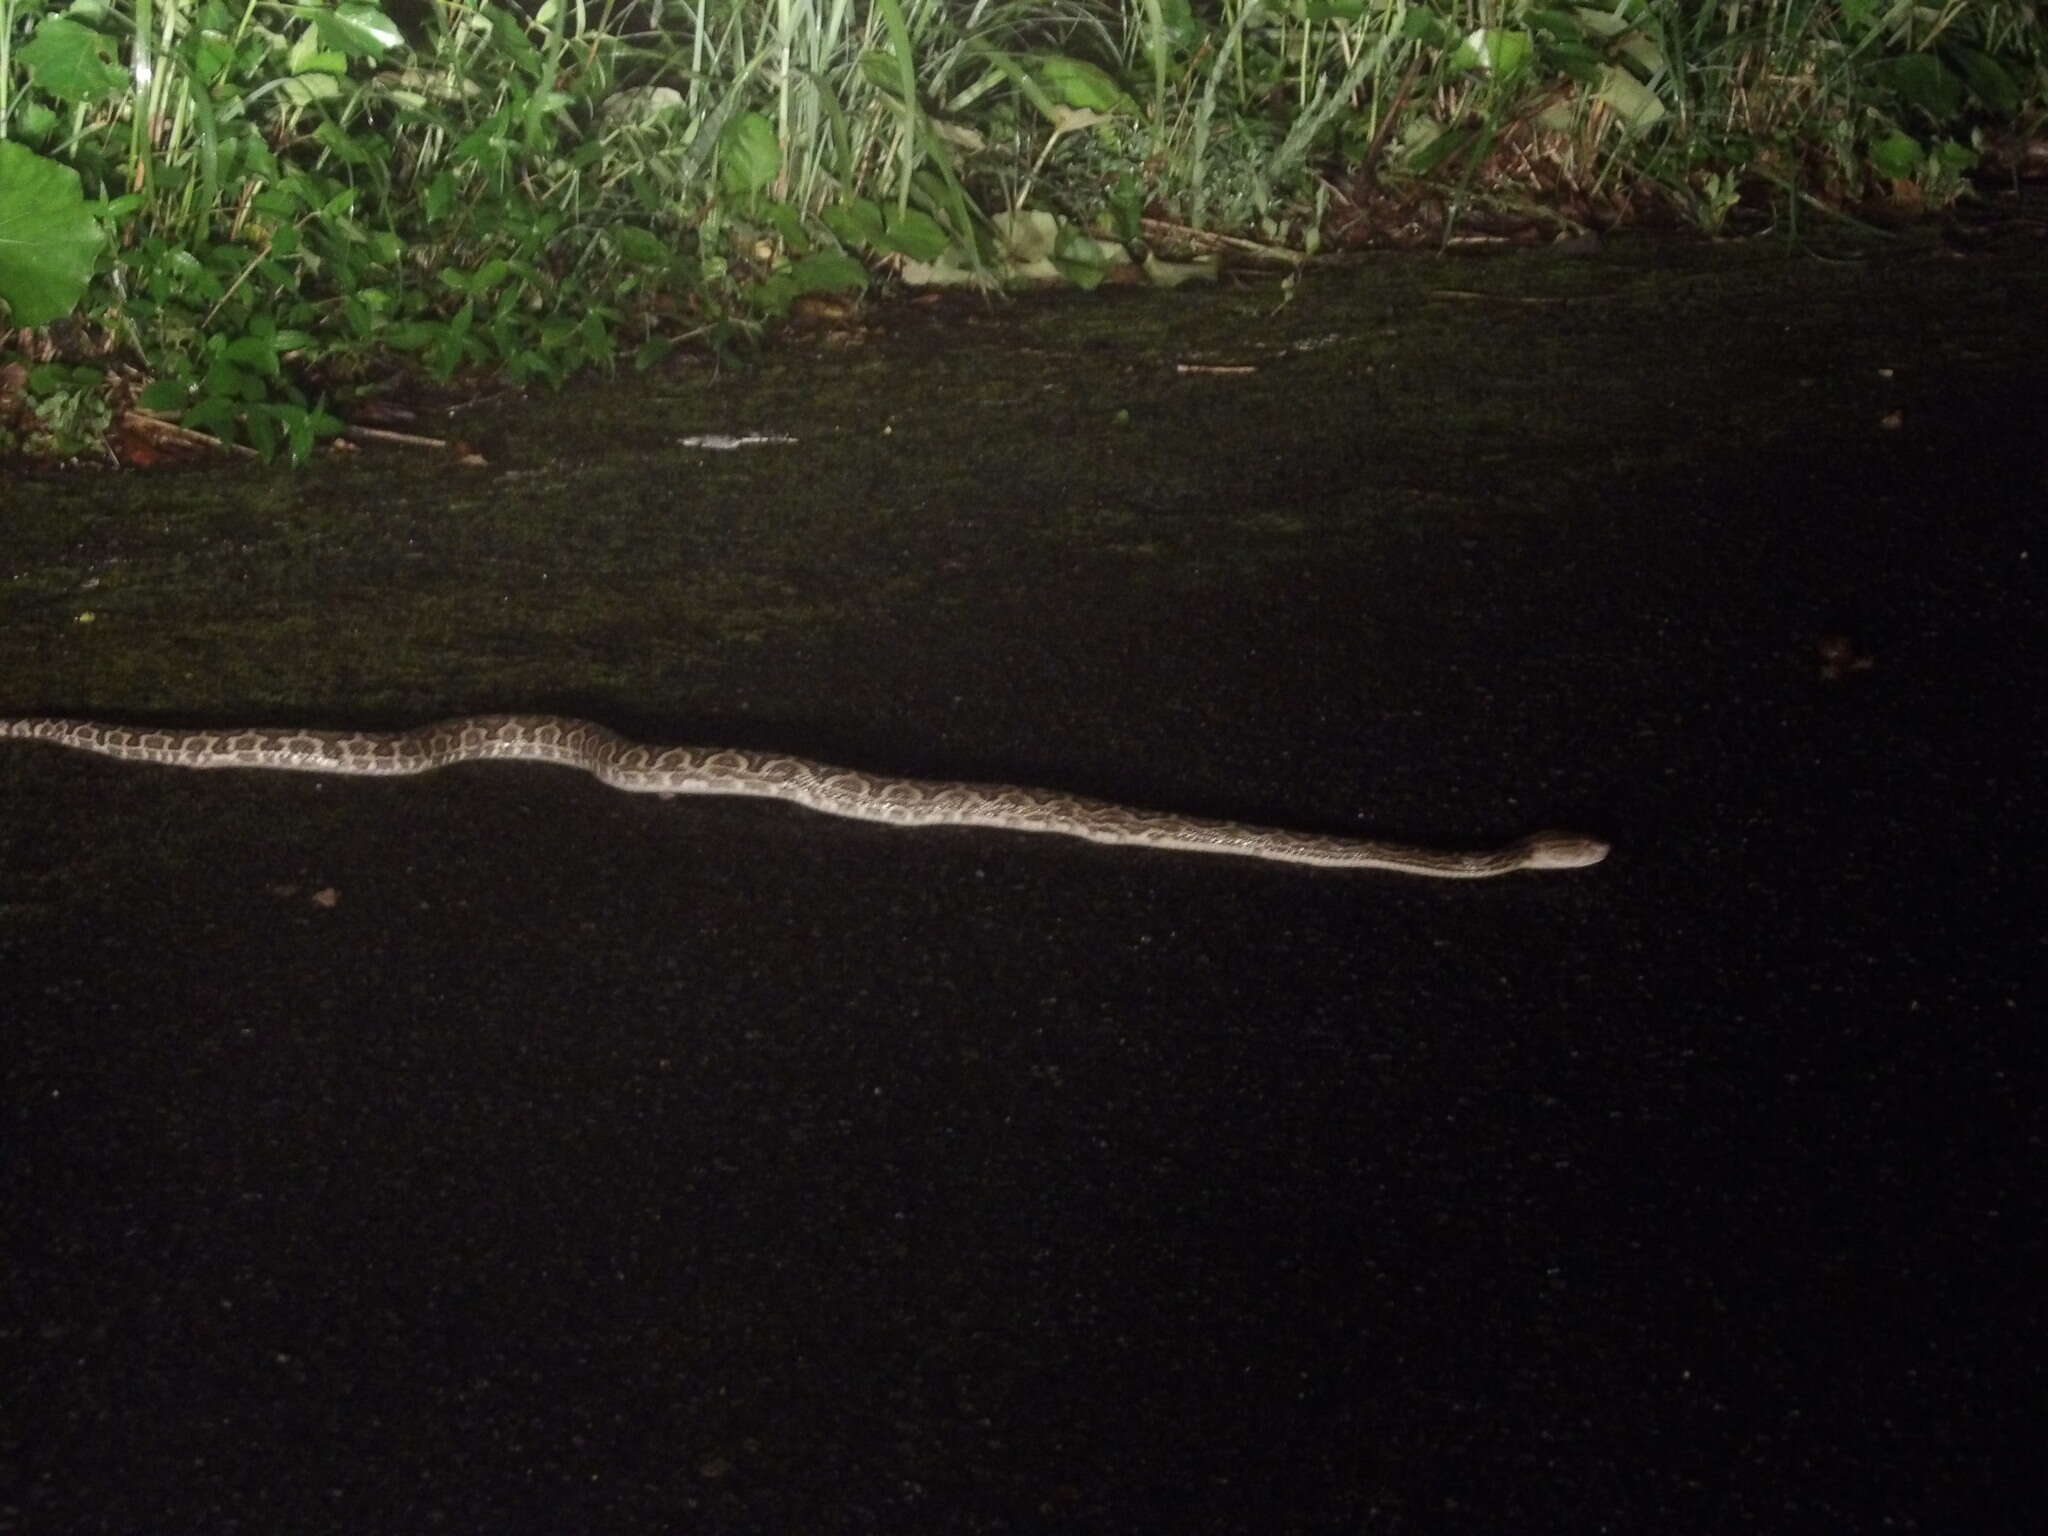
[6,232,2040,722]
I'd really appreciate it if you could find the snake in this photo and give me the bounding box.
[0,714,1608,878]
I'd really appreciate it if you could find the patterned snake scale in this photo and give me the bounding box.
[1,714,1609,878]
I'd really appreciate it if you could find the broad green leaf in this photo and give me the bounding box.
[1400,8,1454,47]
[1156,0,1205,51]
[381,322,439,351]
[824,198,888,248]
[182,397,240,440]
[1946,45,2020,114]
[422,175,457,225]
[787,251,868,294]
[1453,28,1533,78]
[1868,131,1922,178]
[1109,176,1143,243]
[315,3,407,56]
[223,337,281,377]
[1570,6,1630,37]
[1869,54,1963,120]
[1496,29,1536,78]
[1529,9,1588,40]
[1052,226,1122,290]
[1616,29,1666,77]
[873,209,950,262]
[288,22,348,75]
[1032,55,1129,111]
[15,18,128,105]
[719,111,781,198]
[0,143,105,327]
[163,247,222,301]
[1934,139,1978,173]
[422,176,456,225]
[1595,64,1665,129]
[993,209,1059,263]
[859,49,910,99]
[1539,38,1605,86]
[968,44,1060,123]
[614,226,669,265]
[239,407,278,461]
[203,358,262,402]
[282,72,346,108]
[284,406,316,466]
[138,378,196,411]
[746,272,801,317]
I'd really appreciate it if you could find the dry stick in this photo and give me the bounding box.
[343,424,455,451]
[1137,218,1309,265]
[125,409,469,458]
[120,410,260,458]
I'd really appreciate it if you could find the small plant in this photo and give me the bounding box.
[0,362,114,460]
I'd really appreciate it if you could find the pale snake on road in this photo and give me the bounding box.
[1,714,1608,877]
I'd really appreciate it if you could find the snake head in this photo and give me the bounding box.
[1514,831,1611,870]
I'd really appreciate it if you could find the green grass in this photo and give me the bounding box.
[0,0,2039,462]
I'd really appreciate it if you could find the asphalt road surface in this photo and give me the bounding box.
[4,242,2041,1533]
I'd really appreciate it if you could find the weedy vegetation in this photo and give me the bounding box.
[0,0,2040,462]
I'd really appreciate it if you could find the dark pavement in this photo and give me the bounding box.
[3,244,2042,1532]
